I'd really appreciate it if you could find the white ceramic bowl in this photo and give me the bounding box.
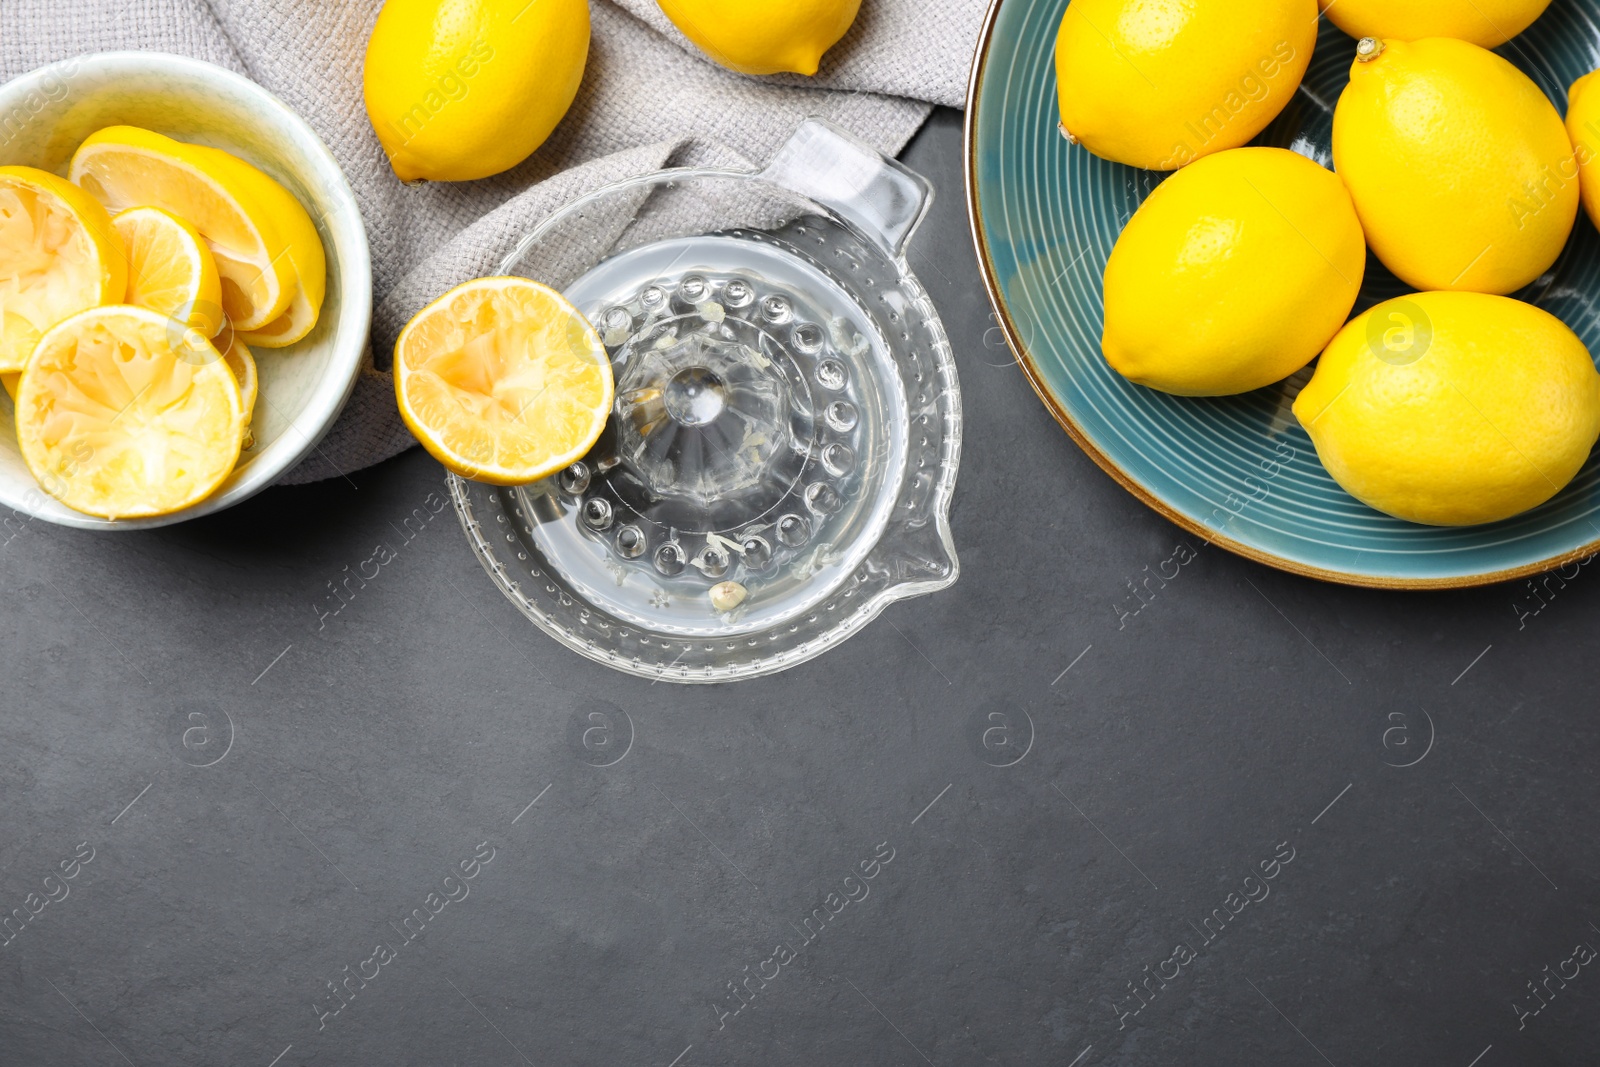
[0,52,371,530]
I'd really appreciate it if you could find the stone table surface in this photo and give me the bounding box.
[3,110,1598,1067]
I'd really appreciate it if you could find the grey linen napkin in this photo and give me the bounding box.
[0,0,986,483]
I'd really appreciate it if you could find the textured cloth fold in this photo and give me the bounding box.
[0,0,986,482]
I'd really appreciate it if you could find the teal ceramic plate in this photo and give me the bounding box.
[966,0,1600,588]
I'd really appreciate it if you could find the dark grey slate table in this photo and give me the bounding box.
[3,110,1597,1067]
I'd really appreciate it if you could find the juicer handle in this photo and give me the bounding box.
[761,119,934,260]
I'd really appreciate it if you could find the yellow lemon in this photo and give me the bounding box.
[1333,37,1577,295]
[1054,0,1317,171]
[16,305,245,519]
[364,0,590,183]
[70,127,325,337]
[112,206,223,337]
[1564,69,1600,236]
[657,0,861,76]
[1294,292,1600,526]
[1102,147,1366,396]
[1317,0,1551,48]
[0,166,128,373]
[395,277,613,485]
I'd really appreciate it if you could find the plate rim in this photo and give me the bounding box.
[962,0,1600,591]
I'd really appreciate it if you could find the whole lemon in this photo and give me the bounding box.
[657,0,861,77]
[1102,147,1366,396]
[1294,292,1600,526]
[364,0,590,183]
[1565,69,1600,234]
[1317,0,1551,48]
[1333,37,1577,295]
[1054,0,1317,172]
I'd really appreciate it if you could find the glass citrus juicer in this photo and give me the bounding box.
[450,121,961,682]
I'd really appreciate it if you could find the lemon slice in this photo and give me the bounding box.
[69,127,323,334]
[16,305,245,519]
[395,277,613,485]
[234,160,325,349]
[213,317,258,448]
[236,269,322,348]
[111,206,224,336]
[214,320,258,418]
[222,332,258,452]
[0,165,128,373]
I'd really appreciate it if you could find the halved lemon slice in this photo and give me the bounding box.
[394,277,613,485]
[16,305,245,519]
[221,330,258,452]
[0,165,128,372]
[236,268,322,348]
[235,163,325,349]
[213,317,259,439]
[112,206,223,336]
[69,126,323,334]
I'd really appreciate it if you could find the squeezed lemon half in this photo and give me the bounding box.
[0,165,128,373]
[16,305,245,519]
[394,277,613,485]
[112,206,223,336]
[70,127,324,338]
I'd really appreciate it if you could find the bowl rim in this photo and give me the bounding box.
[962,0,1600,591]
[0,50,372,531]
